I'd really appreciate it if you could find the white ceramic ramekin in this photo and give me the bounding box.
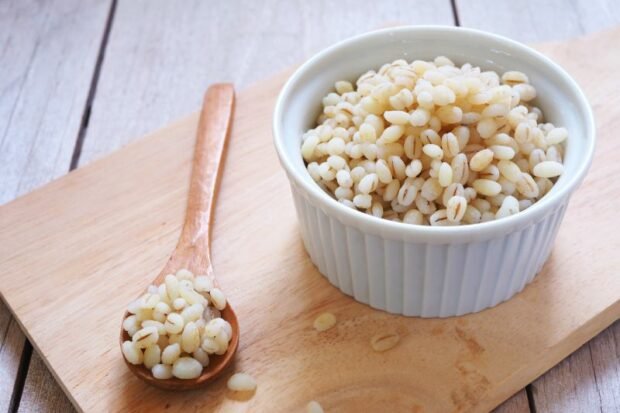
[273,26,595,317]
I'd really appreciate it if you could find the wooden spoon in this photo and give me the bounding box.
[120,84,238,390]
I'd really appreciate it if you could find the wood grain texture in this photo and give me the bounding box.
[78,0,453,165]
[0,28,618,413]
[17,352,75,413]
[0,300,26,412]
[455,0,620,42]
[493,391,531,413]
[589,321,620,412]
[121,85,240,390]
[530,30,620,412]
[0,0,111,204]
[2,0,451,409]
[0,0,111,410]
[529,321,620,413]
[530,344,601,413]
[457,5,620,412]
[66,0,533,408]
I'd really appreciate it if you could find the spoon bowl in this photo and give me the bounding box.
[120,84,237,390]
[120,306,239,390]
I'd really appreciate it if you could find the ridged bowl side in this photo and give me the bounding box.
[291,183,569,318]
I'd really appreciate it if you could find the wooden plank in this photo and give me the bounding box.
[0,0,112,204]
[530,344,602,412]
[493,391,531,413]
[530,321,620,413]
[589,321,620,411]
[0,27,618,412]
[17,353,76,413]
[0,0,112,410]
[456,4,620,412]
[78,0,453,165]
[455,0,620,42]
[0,300,26,412]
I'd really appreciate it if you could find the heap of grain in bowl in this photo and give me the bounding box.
[301,57,567,225]
[121,270,232,380]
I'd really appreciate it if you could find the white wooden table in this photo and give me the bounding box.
[1,1,619,411]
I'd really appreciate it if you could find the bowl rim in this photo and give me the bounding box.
[272,25,595,242]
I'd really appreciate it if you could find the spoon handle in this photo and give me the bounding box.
[176,84,235,274]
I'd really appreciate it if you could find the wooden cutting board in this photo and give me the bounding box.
[1,27,619,413]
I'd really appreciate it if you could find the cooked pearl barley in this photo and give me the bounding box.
[307,401,325,413]
[193,348,210,367]
[498,160,521,182]
[227,373,257,392]
[172,357,202,379]
[143,344,161,369]
[181,303,204,323]
[358,173,379,194]
[403,209,424,224]
[141,293,160,309]
[176,269,194,281]
[423,144,443,159]
[489,145,515,160]
[353,194,372,208]
[438,163,453,187]
[154,301,171,315]
[335,80,353,94]
[514,83,536,101]
[447,196,467,222]
[546,127,568,145]
[463,205,482,224]
[165,274,180,301]
[303,58,566,225]
[473,179,502,197]
[122,341,143,365]
[421,178,442,201]
[172,298,187,311]
[496,195,520,218]
[204,318,230,340]
[430,209,451,226]
[152,364,173,380]
[181,322,201,353]
[397,178,419,206]
[546,145,562,163]
[209,288,227,311]
[410,108,430,126]
[165,313,185,334]
[142,320,166,336]
[201,337,219,354]
[161,343,181,365]
[480,164,500,181]
[384,110,410,125]
[336,170,353,187]
[533,161,564,178]
[313,312,337,332]
[122,270,233,380]
[516,173,540,198]
[133,327,158,349]
[502,71,529,85]
[406,159,423,178]
[470,149,494,172]
[123,315,140,337]
[193,275,214,293]
[379,125,405,144]
[370,332,401,352]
